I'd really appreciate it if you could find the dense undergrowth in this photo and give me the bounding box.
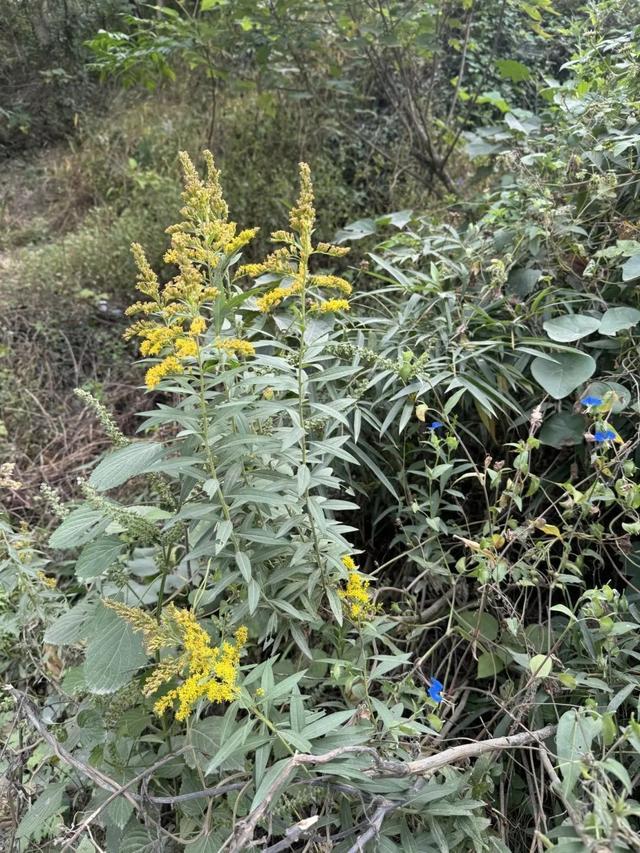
[3,1,640,852]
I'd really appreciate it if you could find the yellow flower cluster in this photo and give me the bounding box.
[236,164,351,315]
[124,151,258,389]
[339,556,377,622]
[36,571,57,589]
[105,600,247,721]
[310,298,350,314]
[215,337,256,358]
[144,356,183,390]
[255,281,302,313]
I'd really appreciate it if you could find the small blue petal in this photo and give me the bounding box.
[430,421,444,430]
[594,430,616,443]
[428,677,444,703]
[581,396,603,407]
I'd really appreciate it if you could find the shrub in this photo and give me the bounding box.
[4,11,640,852]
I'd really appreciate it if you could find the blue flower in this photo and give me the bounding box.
[581,396,603,407]
[430,421,444,430]
[594,430,616,443]
[428,678,444,704]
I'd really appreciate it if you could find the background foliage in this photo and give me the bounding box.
[3,1,640,851]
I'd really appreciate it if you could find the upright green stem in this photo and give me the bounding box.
[296,232,326,582]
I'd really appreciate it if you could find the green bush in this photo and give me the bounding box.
[4,7,640,853]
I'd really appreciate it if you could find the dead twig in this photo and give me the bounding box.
[228,725,557,852]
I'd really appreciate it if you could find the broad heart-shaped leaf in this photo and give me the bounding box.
[476,651,506,679]
[599,306,640,336]
[543,314,600,342]
[529,654,553,678]
[530,351,596,400]
[89,442,164,491]
[556,709,602,796]
[84,602,147,694]
[621,254,640,281]
[539,412,586,448]
[75,536,123,580]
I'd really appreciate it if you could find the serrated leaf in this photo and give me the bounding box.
[16,782,66,839]
[185,832,228,852]
[84,602,147,694]
[89,442,164,491]
[543,314,600,342]
[49,506,108,549]
[105,794,134,830]
[531,351,596,400]
[119,818,157,853]
[44,599,98,645]
[189,716,223,756]
[75,536,123,580]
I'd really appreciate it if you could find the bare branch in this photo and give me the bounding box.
[229,725,557,851]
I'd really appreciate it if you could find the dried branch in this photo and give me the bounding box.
[59,748,190,850]
[5,686,245,808]
[345,798,397,853]
[8,686,556,852]
[229,724,557,851]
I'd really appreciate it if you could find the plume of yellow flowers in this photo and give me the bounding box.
[339,555,377,622]
[124,150,258,389]
[105,600,247,721]
[236,163,351,315]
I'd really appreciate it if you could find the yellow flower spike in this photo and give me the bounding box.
[145,356,183,390]
[339,556,377,623]
[216,338,256,358]
[125,300,159,317]
[175,337,198,359]
[289,162,316,235]
[189,316,206,336]
[131,242,161,300]
[139,325,182,357]
[310,274,353,295]
[125,151,256,385]
[309,298,350,314]
[106,600,248,721]
[255,286,293,313]
[315,242,350,258]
